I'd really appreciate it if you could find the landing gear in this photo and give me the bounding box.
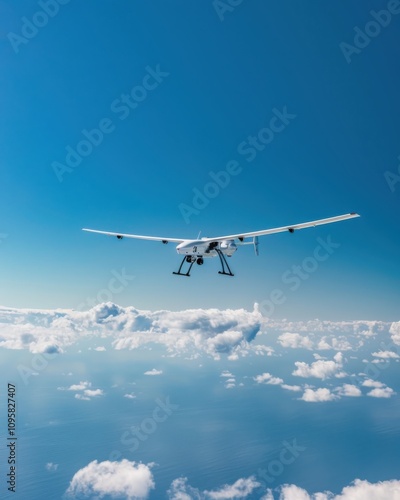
[173,256,196,277]
[172,249,234,277]
[216,249,234,276]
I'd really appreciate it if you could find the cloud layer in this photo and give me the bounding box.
[0,302,263,359]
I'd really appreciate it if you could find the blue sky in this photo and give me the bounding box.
[1,0,399,319]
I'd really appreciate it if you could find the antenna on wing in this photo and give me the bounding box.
[197,231,201,239]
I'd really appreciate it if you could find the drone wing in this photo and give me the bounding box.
[202,213,360,242]
[82,228,185,244]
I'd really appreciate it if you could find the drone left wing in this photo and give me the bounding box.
[82,228,185,244]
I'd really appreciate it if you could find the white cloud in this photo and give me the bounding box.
[300,388,337,403]
[45,462,58,472]
[281,384,302,392]
[362,379,384,388]
[293,353,344,380]
[254,372,284,385]
[220,370,234,378]
[65,459,154,499]
[167,476,260,499]
[389,321,400,345]
[278,333,313,350]
[75,394,91,401]
[83,389,104,398]
[336,384,361,397]
[278,478,400,499]
[144,369,163,376]
[204,476,261,499]
[124,393,137,399]
[0,303,263,359]
[94,346,106,351]
[367,387,395,398]
[0,304,396,373]
[59,380,104,400]
[372,350,399,359]
[67,381,91,391]
[279,484,312,499]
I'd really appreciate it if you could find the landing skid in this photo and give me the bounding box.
[216,249,234,276]
[173,251,234,277]
[172,256,195,277]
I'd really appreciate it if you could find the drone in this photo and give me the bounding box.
[82,212,359,277]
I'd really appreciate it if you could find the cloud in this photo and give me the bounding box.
[300,388,337,403]
[0,303,263,359]
[94,346,106,351]
[278,333,313,350]
[293,353,344,380]
[45,462,58,472]
[144,369,163,376]
[268,319,392,353]
[1,304,397,371]
[277,478,400,499]
[254,372,284,385]
[204,476,261,499]
[75,394,91,401]
[220,370,234,378]
[281,384,302,392]
[224,377,236,389]
[124,393,137,399]
[58,380,104,400]
[336,384,361,397]
[372,350,399,359]
[362,379,384,388]
[83,389,104,398]
[367,387,395,398]
[65,459,154,499]
[67,381,91,391]
[167,476,260,499]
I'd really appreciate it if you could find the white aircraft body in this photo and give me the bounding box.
[83,212,359,277]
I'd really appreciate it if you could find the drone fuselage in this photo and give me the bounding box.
[176,239,237,259]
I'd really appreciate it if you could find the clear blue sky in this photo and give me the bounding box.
[0,0,399,319]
